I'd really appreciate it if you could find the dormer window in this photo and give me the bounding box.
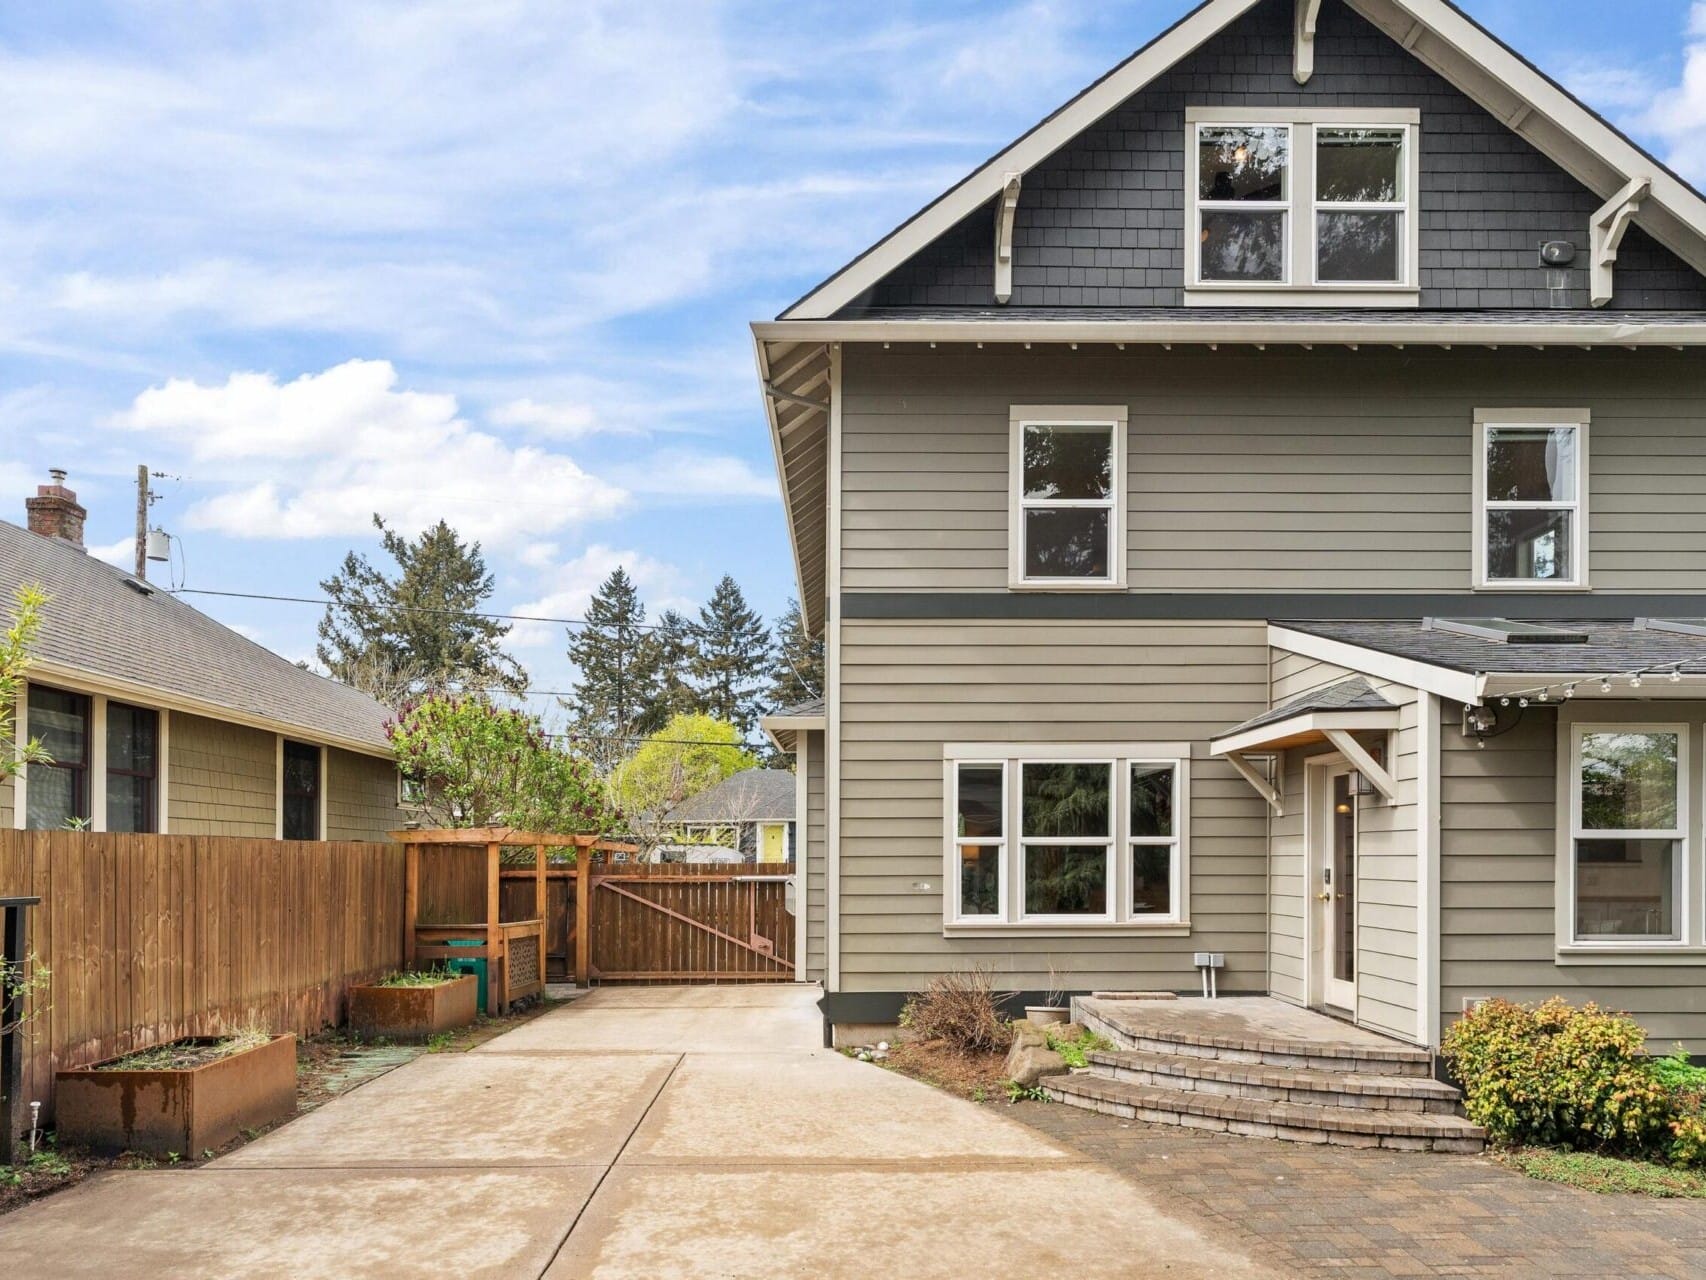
[1186,108,1420,306]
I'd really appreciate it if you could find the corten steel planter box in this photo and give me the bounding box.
[347,975,478,1042]
[55,1034,297,1157]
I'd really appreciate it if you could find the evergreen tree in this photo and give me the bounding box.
[652,608,701,722]
[768,597,824,708]
[317,515,527,696]
[563,568,663,764]
[689,576,771,739]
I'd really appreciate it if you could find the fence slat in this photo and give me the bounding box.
[0,830,404,1120]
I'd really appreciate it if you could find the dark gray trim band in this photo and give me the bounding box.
[817,988,1263,1029]
[841,592,1706,623]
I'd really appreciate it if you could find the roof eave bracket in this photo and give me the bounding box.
[1294,0,1323,85]
[994,172,1023,305]
[1592,176,1652,308]
[1225,751,1284,816]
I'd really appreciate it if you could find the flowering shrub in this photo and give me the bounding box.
[1443,997,1674,1155]
[388,694,609,834]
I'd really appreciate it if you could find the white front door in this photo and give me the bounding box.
[1316,763,1359,1014]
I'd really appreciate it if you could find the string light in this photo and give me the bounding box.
[1491,652,1706,708]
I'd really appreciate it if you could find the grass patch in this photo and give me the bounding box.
[375,967,463,989]
[1503,1148,1706,1198]
[99,1025,271,1072]
[1046,1027,1113,1069]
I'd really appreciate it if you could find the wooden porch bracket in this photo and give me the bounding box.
[1323,729,1399,806]
[1224,751,1283,816]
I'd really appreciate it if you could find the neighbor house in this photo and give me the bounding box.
[2,472,406,840]
[657,767,797,863]
[756,0,1706,1057]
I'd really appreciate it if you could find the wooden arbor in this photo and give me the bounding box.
[393,829,609,1016]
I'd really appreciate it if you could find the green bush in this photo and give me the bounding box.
[1443,997,1673,1154]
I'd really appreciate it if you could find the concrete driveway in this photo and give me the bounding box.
[0,986,1271,1279]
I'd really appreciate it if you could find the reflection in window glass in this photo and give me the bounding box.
[1198,126,1289,201]
[1131,845,1172,917]
[1573,731,1682,943]
[1575,838,1679,941]
[1486,428,1576,502]
[1316,129,1403,202]
[1129,764,1174,839]
[1023,424,1111,500]
[1022,763,1111,839]
[106,703,158,834]
[1200,210,1285,282]
[1019,422,1115,582]
[1317,211,1399,283]
[1579,732,1679,831]
[1485,510,1573,582]
[1024,508,1110,580]
[959,844,1001,917]
[1481,424,1580,584]
[283,740,321,840]
[1024,846,1108,916]
[955,764,1003,918]
[25,686,89,830]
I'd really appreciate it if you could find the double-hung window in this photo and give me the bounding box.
[1187,108,1419,301]
[1474,410,1588,589]
[1009,406,1126,588]
[943,745,1190,931]
[25,685,91,829]
[1568,725,1686,945]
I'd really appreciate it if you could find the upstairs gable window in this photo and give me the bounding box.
[1008,406,1127,589]
[1188,109,1419,303]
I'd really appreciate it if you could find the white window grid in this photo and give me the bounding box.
[1194,122,1292,286]
[1311,126,1407,286]
[1127,760,1182,922]
[952,759,1007,922]
[1567,723,1689,947]
[1019,759,1116,923]
[1017,420,1119,586]
[1477,417,1586,588]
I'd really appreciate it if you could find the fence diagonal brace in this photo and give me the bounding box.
[596,878,794,968]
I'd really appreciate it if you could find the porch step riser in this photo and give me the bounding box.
[1101,1026,1434,1078]
[1096,1062,1461,1115]
[1044,1082,1485,1154]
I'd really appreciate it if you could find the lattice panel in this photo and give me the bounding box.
[508,934,541,989]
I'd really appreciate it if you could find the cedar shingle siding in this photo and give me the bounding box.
[860,0,1706,312]
[326,748,405,842]
[167,713,277,837]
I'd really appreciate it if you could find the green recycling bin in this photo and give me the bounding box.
[445,939,488,1011]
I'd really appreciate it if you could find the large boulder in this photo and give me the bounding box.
[1004,1035,1066,1087]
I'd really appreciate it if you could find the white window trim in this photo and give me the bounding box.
[1184,106,1421,307]
[945,759,1008,924]
[1008,404,1128,591]
[942,742,1191,936]
[1473,408,1591,591]
[1557,718,1694,954]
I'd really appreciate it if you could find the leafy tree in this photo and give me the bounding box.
[690,576,771,739]
[1,585,48,784]
[768,597,824,708]
[564,568,663,767]
[388,694,607,832]
[318,515,527,697]
[613,712,756,841]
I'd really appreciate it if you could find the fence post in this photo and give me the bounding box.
[574,848,591,988]
[403,843,419,969]
[486,841,502,1016]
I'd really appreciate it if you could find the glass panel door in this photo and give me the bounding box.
[1318,765,1358,1013]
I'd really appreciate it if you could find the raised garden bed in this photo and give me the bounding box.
[55,1032,296,1157]
[348,972,478,1042]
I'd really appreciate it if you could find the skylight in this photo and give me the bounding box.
[1635,618,1706,638]
[1423,618,1589,645]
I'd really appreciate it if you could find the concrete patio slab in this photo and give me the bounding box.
[0,1166,600,1280]
[218,1050,676,1168]
[544,1164,1274,1280]
[574,983,814,1009]
[625,1049,1066,1164]
[476,998,820,1055]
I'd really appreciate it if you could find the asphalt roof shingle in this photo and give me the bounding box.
[665,769,796,824]
[1217,677,1398,740]
[1,519,392,751]
[1279,618,1706,677]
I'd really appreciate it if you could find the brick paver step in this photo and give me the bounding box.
[1077,1001,1434,1077]
[1087,1049,1465,1114]
[1043,1073,1486,1154]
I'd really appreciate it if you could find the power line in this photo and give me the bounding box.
[170,586,670,633]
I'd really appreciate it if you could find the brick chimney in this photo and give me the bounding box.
[25,468,87,550]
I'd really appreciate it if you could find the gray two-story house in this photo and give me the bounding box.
[756,0,1706,1081]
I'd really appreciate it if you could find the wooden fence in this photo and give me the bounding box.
[0,830,404,1119]
[587,862,795,983]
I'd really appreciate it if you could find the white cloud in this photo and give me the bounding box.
[112,359,627,549]
[1643,3,1706,183]
[489,398,639,440]
[507,543,693,650]
[87,537,137,570]
[617,449,778,502]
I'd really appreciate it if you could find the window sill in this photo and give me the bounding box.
[1006,580,1128,593]
[1473,581,1591,593]
[1183,287,1419,309]
[944,921,1190,939]
[1556,945,1706,965]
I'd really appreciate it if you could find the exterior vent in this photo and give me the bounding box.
[123,578,155,597]
[1423,617,1589,645]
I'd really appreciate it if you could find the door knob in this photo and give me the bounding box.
[1316,891,1333,902]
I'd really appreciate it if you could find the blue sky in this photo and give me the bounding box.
[2,0,1701,707]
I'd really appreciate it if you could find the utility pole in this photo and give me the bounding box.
[134,464,150,581]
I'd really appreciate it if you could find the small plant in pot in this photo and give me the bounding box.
[1024,962,1070,1026]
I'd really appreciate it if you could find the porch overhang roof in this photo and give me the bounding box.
[1210,707,1402,759]
[759,698,827,753]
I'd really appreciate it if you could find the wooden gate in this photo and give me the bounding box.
[566,860,794,984]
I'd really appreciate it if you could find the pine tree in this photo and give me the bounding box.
[689,576,771,740]
[317,515,527,697]
[768,597,824,709]
[564,568,663,761]
[636,608,693,723]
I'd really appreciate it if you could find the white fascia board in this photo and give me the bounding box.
[1353,0,1706,275]
[751,319,1706,348]
[777,0,1263,319]
[1209,708,1401,758]
[26,658,393,760]
[1480,673,1706,699]
[1266,626,1483,705]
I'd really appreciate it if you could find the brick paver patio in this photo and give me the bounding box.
[1008,1098,1706,1279]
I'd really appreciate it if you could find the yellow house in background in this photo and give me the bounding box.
[659,768,796,864]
